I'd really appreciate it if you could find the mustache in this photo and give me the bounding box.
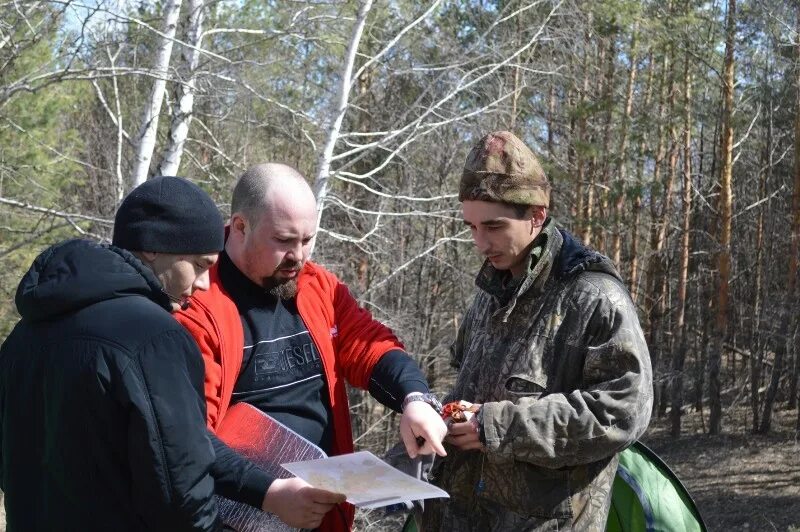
[277,259,302,270]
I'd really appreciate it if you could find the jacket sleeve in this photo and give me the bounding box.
[481,280,653,469]
[208,432,274,509]
[123,329,220,531]
[175,308,225,430]
[329,277,405,389]
[175,312,273,510]
[367,349,430,412]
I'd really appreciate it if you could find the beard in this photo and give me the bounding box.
[263,277,298,299]
[261,259,302,299]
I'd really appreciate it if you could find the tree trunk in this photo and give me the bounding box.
[575,27,591,237]
[751,61,772,432]
[547,84,556,158]
[760,298,793,435]
[510,12,522,130]
[788,23,800,416]
[584,38,607,247]
[760,11,800,431]
[629,52,655,304]
[157,0,205,177]
[670,50,692,437]
[658,89,679,420]
[710,0,736,435]
[312,0,373,250]
[612,23,638,269]
[596,32,617,252]
[646,48,672,415]
[130,0,183,189]
[567,88,577,222]
[788,319,798,410]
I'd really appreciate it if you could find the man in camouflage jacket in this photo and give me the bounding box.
[423,131,653,532]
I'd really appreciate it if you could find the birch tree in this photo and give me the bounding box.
[313,0,373,236]
[130,0,183,188]
[157,0,205,177]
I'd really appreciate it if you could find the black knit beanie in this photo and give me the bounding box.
[113,176,224,254]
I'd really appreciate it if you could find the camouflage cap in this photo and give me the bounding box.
[459,131,550,207]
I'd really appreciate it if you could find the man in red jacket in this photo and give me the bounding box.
[177,163,447,531]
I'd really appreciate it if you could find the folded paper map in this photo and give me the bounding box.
[282,450,449,509]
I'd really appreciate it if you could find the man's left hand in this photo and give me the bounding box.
[445,403,485,451]
[399,400,448,458]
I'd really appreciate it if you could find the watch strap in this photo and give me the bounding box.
[402,393,443,415]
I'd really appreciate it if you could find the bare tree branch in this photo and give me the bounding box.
[0,196,113,225]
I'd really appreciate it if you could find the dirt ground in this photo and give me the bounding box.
[642,407,800,532]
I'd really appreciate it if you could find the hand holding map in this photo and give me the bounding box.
[282,451,449,509]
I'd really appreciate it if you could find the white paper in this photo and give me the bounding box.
[281,451,449,509]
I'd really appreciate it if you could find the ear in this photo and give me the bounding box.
[230,213,248,237]
[531,206,547,228]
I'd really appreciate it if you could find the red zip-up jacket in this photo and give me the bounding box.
[176,260,403,531]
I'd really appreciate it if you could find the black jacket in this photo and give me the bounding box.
[0,240,220,531]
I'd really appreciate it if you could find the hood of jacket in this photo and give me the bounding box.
[15,239,171,321]
[555,225,622,283]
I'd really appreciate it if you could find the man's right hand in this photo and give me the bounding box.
[262,477,346,529]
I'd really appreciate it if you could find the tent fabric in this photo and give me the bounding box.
[606,441,707,532]
[607,465,651,531]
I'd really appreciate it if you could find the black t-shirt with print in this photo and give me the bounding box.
[218,251,333,453]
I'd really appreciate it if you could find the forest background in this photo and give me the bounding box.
[1,0,798,529]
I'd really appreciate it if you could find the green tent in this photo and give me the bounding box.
[403,441,706,532]
[607,441,707,532]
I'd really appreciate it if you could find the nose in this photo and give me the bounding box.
[287,240,307,263]
[472,230,490,255]
[193,269,210,292]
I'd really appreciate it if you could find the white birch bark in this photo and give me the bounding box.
[312,0,373,242]
[107,45,125,202]
[157,0,205,177]
[130,0,183,188]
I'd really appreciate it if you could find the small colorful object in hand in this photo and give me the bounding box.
[441,401,480,423]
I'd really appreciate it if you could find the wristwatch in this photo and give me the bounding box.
[402,393,443,415]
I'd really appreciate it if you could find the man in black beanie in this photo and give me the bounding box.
[0,176,268,531]
[112,175,226,311]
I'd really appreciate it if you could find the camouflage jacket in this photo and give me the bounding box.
[424,219,653,532]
